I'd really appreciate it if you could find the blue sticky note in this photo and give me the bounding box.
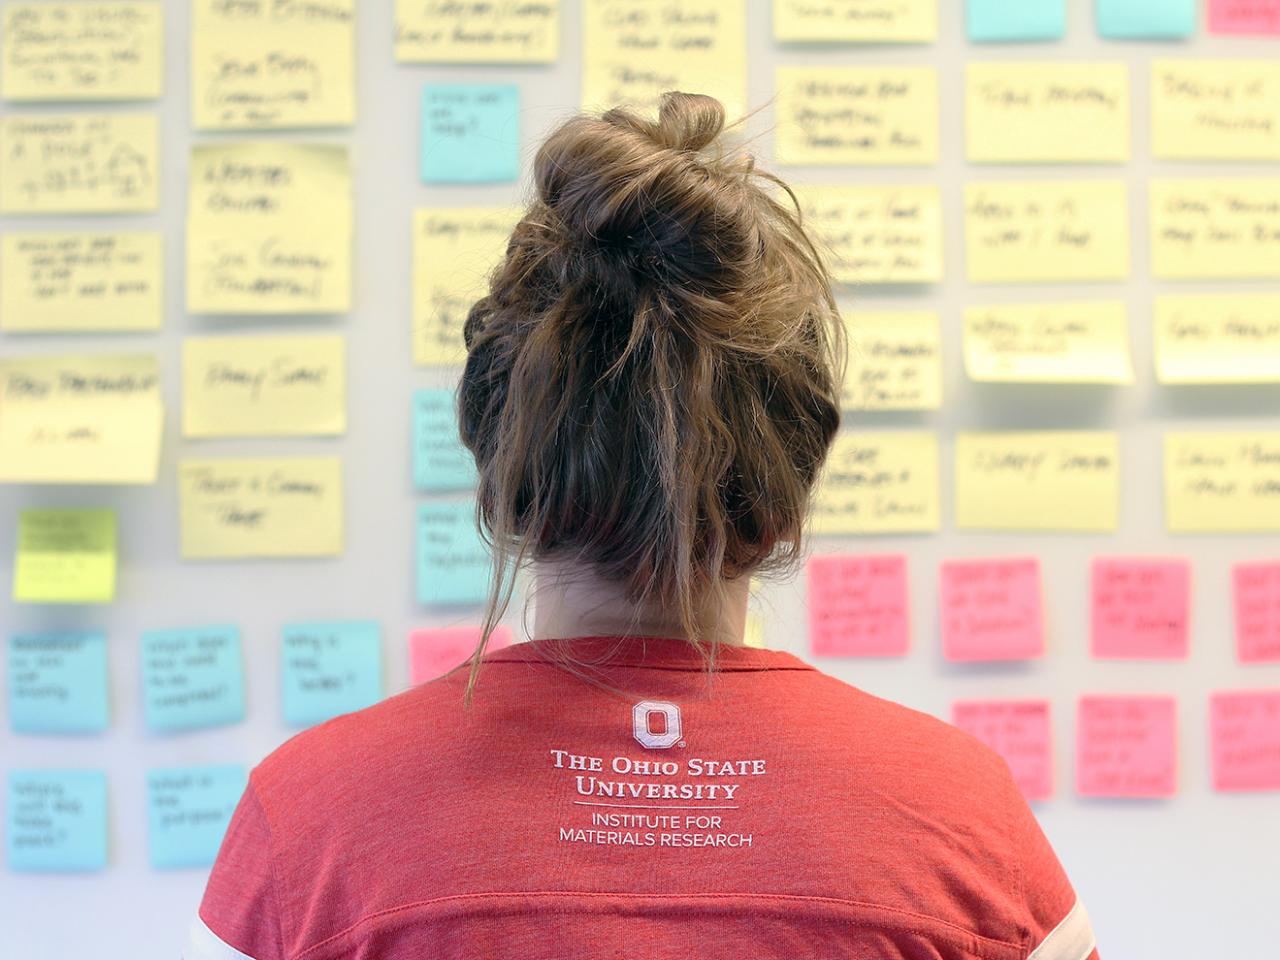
[146,765,246,869]
[1097,0,1196,37]
[7,769,108,872]
[280,621,384,727]
[969,0,1066,40]
[421,83,520,184]
[416,501,492,605]
[413,388,478,492]
[8,631,109,734]
[140,625,245,732]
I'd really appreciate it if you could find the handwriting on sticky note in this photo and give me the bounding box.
[6,770,108,872]
[186,142,352,314]
[13,508,116,604]
[952,700,1053,800]
[842,311,941,410]
[812,432,940,535]
[773,0,937,41]
[1152,61,1280,160]
[1076,695,1178,798]
[940,558,1043,661]
[1151,178,1280,280]
[281,621,383,727]
[182,333,346,438]
[1,2,162,101]
[414,388,478,492]
[410,625,513,684]
[1234,561,1280,663]
[1155,293,1280,384]
[421,84,520,184]
[395,0,558,63]
[795,184,943,285]
[8,632,109,734]
[807,554,910,657]
[1209,0,1280,33]
[192,0,354,129]
[141,625,244,732]
[417,502,492,605]
[965,181,1129,282]
[965,62,1128,163]
[146,765,246,868]
[963,300,1133,384]
[1164,432,1280,532]
[1091,558,1190,660]
[1210,689,1280,791]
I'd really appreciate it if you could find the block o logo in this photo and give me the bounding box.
[632,700,682,749]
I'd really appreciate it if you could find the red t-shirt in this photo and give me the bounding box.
[186,635,1099,960]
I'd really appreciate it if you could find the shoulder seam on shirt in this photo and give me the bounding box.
[246,772,290,960]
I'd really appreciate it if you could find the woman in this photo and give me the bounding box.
[186,92,1099,960]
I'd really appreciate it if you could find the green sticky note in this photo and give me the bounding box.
[12,508,116,603]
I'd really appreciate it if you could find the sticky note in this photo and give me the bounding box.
[1152,61,1280,160]
[951,700,1053,801]
[146,765,246,868]
[963,301,1133,384]
[1164,432,1280,532]
[412,207,520,366]
[744,610,765,649]
[1209,0,1280,33]
[955,432,1120,532]
[1210,689,1280,791]
[422,84,520,184]
[773,0,937,41]
[807,554,910,657]
[1076,695,1178,798]
[192,0,354,129]
[141,625,245,732]
[6,770,108,872]
[13,508,116,604]
[965,181,1129,283]
[409,625,513,684]
[417,501,492,605]
[281,621,383,727]
[841,311,942,411]
[940,558,1044,661]
[181,333,347,438]
[1151,178,1280,279]
[582,0,747,119]
[0,113,158,213]
[811,432,940,535]
[0,353,164,484]
[775,66,939,166]
[186,142,352,314]
[965,63,1129,163]
[1234,561,1280,663]
[8,632,109,734]
[1091,558,1191,660]
[0,232,163,333]
[395,0,558,63]
[178,457,344,558]
[967,0,1065,41]
[1097,0,1196,37]
[1155,294,1280,384]
[794,184,943,285]
[414,388,477,492]
[1,3,163,101]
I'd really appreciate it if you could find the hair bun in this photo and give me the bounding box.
[653,91,725,152]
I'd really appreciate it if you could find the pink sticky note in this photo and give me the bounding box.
[807,554,909,657]
[1210,689,1280,792]
[410,625,513,684]
[1233,561,1280,663]
[1208,0,1280,33]
[1090,558,1190,660]
[939,557,1043,661]
[952,699,1054,801]
[1076,695,1178,798]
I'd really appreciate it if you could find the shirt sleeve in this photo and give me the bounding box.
[183,777,286,960]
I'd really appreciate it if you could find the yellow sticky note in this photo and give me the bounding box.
[795,184,943,285]
[582,0,746,119]
[773,0,936,42]
[1152,60,1280,161]
[178,457,344,558]
[413,207,520,367]
[0,113,159,213]
[776,66,938,166]
[1165,432,1280,532]
[743,610,765,649]
[395,0,558,63]
[192,0,355,129]
[843,311,942,410]
[963,301,1134,383]
[182,334,346,438]
[966,62,1129,163]
[13,508,116,604]
[1,2,163,101]
[186,142,352,314]
[0,353,163,484]
[1151,178,1280,280]
[1155,293,1280,384]
[811,432,940,535]
[965,180,1129,283]
[955,432,1120,531]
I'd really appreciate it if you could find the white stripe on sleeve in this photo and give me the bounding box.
[1028,896,1096,960]
[182,915,259,960]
